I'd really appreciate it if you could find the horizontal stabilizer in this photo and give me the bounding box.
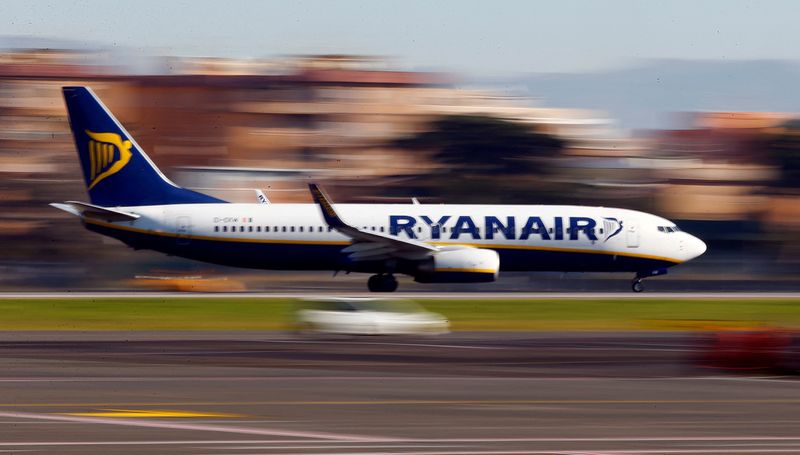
[50,201,140,222]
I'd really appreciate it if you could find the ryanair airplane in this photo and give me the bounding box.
[52,86,706,292]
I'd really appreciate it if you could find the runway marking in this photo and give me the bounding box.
[4,436,800,446]
[62,408,243,418]
[0,440,313,446]
[0,375,793,383]
[0,411,395,442]
[5,398,800,408]
[252,339,505,350]
[153,449,800,454]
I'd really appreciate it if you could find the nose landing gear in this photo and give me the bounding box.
[367,274,398,292]
[631,269,668,293]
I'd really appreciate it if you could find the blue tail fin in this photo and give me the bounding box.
[62,86,225,206]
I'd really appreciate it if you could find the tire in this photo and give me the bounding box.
[367,274,382,292]
[632,280,644,293]
[367,274,399,292]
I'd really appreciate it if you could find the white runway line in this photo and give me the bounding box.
[0,440,313,446]
[0,411,397,442]
[181,450,800,455]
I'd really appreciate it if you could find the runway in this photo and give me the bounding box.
[2,332,800,454]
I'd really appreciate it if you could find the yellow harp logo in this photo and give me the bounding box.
[85,130,133,190]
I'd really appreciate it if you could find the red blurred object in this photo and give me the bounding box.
[696,328,797,372]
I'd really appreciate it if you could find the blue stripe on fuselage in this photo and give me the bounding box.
[86,222,677,273]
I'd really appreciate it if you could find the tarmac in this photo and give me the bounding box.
[1,331,799,454]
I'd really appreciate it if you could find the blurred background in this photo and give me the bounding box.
[2,0,800,292]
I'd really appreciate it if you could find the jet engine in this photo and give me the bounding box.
[414,247,500,283]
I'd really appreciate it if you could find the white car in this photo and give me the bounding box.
[294,298,449,336]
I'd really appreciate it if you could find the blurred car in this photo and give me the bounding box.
[293,298,449,335]
[694,328,800,374]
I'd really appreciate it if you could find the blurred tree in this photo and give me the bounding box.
[767,120,800,190]
[393,115,566,203]
[397,115,563,174]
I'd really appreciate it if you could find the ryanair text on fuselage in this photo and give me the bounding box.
[389,215,622,242]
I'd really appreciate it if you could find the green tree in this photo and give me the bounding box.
[398,115,564,175]
[394,115,566,203]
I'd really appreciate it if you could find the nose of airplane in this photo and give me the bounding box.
[686,234,707,260]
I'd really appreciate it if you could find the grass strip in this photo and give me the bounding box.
[0,297,798,331]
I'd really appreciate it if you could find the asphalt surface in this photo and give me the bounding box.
[1,331,800,454]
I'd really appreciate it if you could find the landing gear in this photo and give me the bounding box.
[367,274,398,293]
[630,268,668,293]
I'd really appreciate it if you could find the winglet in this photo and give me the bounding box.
[309,184,347,229]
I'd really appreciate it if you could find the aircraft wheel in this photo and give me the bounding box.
[632,280,644,293]
[367,274,382,292]
[384,275,398,292]
[367,274,398,292]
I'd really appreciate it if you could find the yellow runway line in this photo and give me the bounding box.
[62,408,243,418]
[4,398,800,408]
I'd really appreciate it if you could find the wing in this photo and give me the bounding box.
[309,184,437,261]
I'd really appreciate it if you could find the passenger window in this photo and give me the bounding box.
[214,226,219,232]
[222,226,228,232]
[239,226,244,232]
[248,226,253,232]
[282,226,287,232]
[290,226,295,232]
[318,226,323,232]
[548,228,554,234]
[257,226,261,232]
[380,226,385,232]
[599,228,604,234]
[299,226,304,232]
[265,226,270,232]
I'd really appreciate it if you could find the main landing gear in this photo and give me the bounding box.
[631,279,645,293]
[367,274,398,293]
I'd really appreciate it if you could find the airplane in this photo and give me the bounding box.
[52,86,707,293]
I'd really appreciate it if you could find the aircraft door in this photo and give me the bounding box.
[176,216,191,246]
[626,219,639,248]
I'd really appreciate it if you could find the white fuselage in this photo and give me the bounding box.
[83,202,707,274]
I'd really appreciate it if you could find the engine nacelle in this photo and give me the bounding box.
[414,247,500,283]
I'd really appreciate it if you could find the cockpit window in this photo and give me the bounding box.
[658,225,681,233]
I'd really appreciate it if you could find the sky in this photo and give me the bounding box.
[2,0,800,75]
